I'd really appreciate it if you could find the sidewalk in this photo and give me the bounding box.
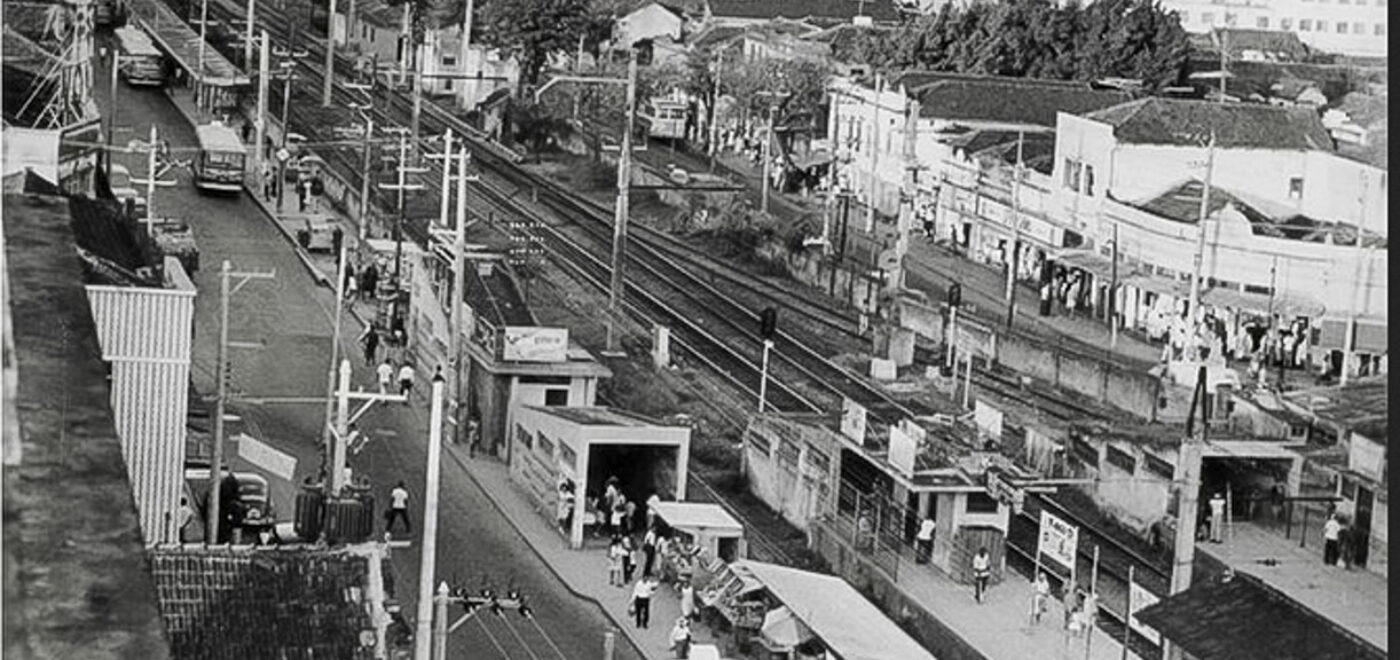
[445,451,711,660]
[1200,522,1388,651]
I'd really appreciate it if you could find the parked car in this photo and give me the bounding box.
[108,163,148,218]
[297,215,338,252]
[148,220,200,275]
[185,462,277,540]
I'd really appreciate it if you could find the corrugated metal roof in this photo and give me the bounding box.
[87,286,195,363]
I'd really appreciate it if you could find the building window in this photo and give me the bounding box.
[1317,19,1328,30]
[1144,453,1175,480]
[1338,22,1349,32]
[966,492,1000,514]
[1288,177,1304,199]
[1299,19,1311,30]
[1063,158,1084,191]
[1225,12,1237,25]
[1084,165,1096,196]
[1376,24,1386,35]
[1281,18,1292,29]
[1105,446,1137,473]
[537,433,555,458]
[1355,22,1365,33]
[444,79,453,90]
[1202,11,1215,23]
[544,388,569,406]
[515,424,533,450]
[442,56,457,66]
[1257,16,1270,27]
[1071,436,1100,468]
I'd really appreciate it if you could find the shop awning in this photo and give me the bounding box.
[789,150,835,170]
[1200,287,1325,319]
[1120,272,1191,299]
[1052,248,1128,282]
[652,502,744,537]
[740,560,937,660]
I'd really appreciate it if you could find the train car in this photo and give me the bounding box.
[192,123,246,193]
[113,26,165,86]
[644,90,689,141]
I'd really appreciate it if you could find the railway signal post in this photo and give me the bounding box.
[758,307,778,413]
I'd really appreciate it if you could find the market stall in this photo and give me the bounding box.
[652,502,745,590]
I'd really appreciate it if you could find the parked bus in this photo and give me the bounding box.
[113,26,165,86]
[193,123,246,193]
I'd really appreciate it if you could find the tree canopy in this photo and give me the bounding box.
[475,0,613,89]
[829,0,1191,89]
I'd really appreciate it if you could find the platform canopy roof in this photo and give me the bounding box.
[738,560,936,660]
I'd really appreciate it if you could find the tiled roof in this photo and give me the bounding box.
[706,0,904,24]
[691,24,747,47]
[1088,97,1334,150]
[1211,28,1310,62]
[912,74,1137,127]
[3,193,172,659]
[1134,570,1386,660]
[149,546,376,660]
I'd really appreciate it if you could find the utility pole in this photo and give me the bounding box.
[413,376,447,660]
[322,0,339,107]
[433,582,450,660]
[378,128,427,297]
[1109,220,1120,349]
[449,147,474,447]
[196,0,209,108]
[1165,365,1208,660]
[1004,132,1025,329]
[437,130,455,227]
[277,65,295,212]
[760,103,775,214]
[345,85,376,240]
[605,50,639,354]
[865,73,883,233]
[411,65,423,159]
[253,30,269,189]
[105,48,120,178]
[206,261,275,544]
[319,243,350,473]
[328,359,406,495]
[398,3,411,86]
[708,48,723,172]
[129,125,177,236]
[1218,30,1228,103]
[1341,171,1372,386]
[243,0,255,70]
[1186,132,1216,335]
[889,98,920,293]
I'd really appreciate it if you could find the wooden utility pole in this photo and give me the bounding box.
[322,0,339,107]
[1165,366,1209,660]
[1186,132,1216,331]
[413,377,447,660]
[206,261,275,543]
[1004,131,1025,329]
[604,50,639,354]
[889,98,920,293]
[379,128,427,292]
[253,31,269,187]
[1341,171,1371,386]
[318,243,350,475]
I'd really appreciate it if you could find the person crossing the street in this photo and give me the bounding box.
[376,358,394,394]
[385,481,411,535]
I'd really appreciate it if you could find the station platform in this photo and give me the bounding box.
[1199,520,1388,651]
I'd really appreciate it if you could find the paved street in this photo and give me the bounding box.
[94,51,642,660]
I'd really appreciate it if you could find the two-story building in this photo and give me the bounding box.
[1049,98,1387,377]
[1163,0,1388,58]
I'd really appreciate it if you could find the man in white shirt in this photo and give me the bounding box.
[386,481,411,535]
[377,359,394,394]
[1209,492,1226,543]
[915,516,935,564]
[1323,513,1342,566]
[397,363,415,401]
[972,547,991,603]
[629,576,658,629]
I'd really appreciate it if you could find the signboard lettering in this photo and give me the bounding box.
[1037,510,1078,572]
[502,326,569,362]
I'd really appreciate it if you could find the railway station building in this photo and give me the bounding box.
[509,406,692,549]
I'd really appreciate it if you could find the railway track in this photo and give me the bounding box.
[200,0,1176,611]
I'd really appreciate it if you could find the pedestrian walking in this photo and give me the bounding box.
[629,576,658,629]
[608,537,627,587]
[385,481,411,535]
[261,161,274,199]
[1209,492,1226,543]
[397,362,415,401]
[1062,586,1081,631]
[669,617,692,659]
[679,579,695,621]
[621,535,637,583]
[915,516,935,564]
[176,497,196,543]
[376,358,394,394]
[1322,512,1342,566]
[361,264,380,300]
[972,547,991,603]
[642,526,659,577]
[1030,572,1050,624]
[360,326,380,364]
[1081,591,1099,634]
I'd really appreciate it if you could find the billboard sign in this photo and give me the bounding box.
[888,424,916,478]
[1037,509,1078,571]
[1128,580,1162,645]
[502,326,569,362]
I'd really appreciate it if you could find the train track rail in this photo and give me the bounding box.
[201,0,1174,620]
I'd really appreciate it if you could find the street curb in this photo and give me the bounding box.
[159,87,332,290]
[441,447,653,660]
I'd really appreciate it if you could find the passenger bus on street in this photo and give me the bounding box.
[192,123,247,193]
[113,26,165,86]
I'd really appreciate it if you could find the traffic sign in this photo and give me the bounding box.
[275,148,291,162]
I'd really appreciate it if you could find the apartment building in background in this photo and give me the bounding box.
[1165,0,1388,58]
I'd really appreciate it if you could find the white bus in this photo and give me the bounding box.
[113,26,165,86]
[193,123,246,193]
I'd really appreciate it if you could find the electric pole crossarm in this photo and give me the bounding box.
[534,75,627,102]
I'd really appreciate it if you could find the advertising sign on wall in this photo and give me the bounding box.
[888,424,916,478]
[974,400,1005,441]
[1037,510,1079,572]
[1128,580,1162,645]
[502,326,569,362]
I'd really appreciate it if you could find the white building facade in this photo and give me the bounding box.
[1165,0,1388,57]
